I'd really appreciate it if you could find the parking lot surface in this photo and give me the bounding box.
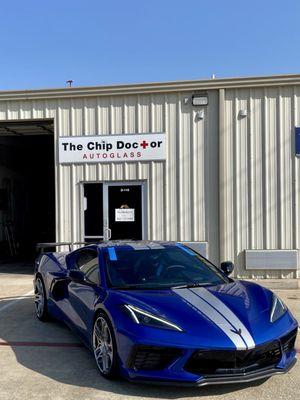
[0,263,299,400]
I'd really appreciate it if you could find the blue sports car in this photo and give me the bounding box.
[34,241,298,386]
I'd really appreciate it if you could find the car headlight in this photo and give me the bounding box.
[124,304,183,332]
[270,294,287,322]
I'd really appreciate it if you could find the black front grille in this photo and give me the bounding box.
[185,341,282,376]
[127,346,182,371]
[281,328,297,354]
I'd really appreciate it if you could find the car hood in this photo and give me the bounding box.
[111,280,296,350]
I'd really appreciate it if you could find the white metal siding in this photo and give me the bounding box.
[0,91,220,264]
[221,86,300,278]
[1,78,300,278]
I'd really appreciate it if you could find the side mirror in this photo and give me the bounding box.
[69,269,85,283]
[220,261,234,276]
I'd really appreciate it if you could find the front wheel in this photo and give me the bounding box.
[93,314,119,379]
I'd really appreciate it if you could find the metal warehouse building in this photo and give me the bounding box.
[0,74,300,279]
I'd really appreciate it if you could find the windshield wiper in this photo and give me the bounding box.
[171,282,212,289]
[113,282,213,290]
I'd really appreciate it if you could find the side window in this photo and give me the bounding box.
[75,250,100,285]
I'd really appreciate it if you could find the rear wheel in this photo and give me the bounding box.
[93,314,119,379]
[34,276,49,321]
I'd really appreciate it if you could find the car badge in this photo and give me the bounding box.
[230,327,242,336]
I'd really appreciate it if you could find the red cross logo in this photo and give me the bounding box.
[140,140,149,149]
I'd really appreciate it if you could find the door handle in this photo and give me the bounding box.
[104,227,111,241]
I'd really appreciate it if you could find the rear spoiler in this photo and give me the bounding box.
[36,242,94,254]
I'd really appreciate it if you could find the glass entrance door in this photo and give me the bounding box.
[83,182,145,242]
[103,183,144,240]
[83,183,103,242]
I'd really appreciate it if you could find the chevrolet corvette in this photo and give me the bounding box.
[34,241,298,386]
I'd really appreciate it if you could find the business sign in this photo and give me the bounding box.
[115,208,135,222]
[59,133,166,164]
[296,127,300,156]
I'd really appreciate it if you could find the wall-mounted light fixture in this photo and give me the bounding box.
[192,94,208,106]
[195,110,205,120]
[239,109,248,118]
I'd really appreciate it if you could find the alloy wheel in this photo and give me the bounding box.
[93,316,114,374]
[34,278,45,318]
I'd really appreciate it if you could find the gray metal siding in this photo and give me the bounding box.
[221,86,300,278]
[1,78,300,278]
[0,91,220,264]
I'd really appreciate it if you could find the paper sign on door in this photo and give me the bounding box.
[115,208,135,222]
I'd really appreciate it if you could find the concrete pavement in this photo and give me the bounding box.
[0,265,299,400]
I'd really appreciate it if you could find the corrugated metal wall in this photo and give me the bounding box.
[0,91,220,264]
[220,86,300,278]
[1,82,300,277]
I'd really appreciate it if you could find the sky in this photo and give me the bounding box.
[0,0,299,90]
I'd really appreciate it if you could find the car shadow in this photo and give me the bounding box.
[0,297,269,399]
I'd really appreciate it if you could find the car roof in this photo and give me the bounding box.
[95,240,178,250]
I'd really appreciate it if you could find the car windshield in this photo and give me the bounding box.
[105,244,228,289]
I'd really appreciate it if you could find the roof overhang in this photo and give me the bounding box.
[0,74,300,101]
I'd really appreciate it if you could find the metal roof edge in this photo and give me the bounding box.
[1,73,300,101]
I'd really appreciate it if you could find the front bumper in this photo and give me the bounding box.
[119,327,298,386]
[127,357,297,387]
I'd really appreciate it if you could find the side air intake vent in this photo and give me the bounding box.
[127,346,182,371]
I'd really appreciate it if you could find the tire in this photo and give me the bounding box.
[92,313,119,379]
[34,276,49,321]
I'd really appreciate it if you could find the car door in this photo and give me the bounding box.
[67,248,104,344]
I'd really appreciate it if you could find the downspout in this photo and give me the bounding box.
[219,88,226,264]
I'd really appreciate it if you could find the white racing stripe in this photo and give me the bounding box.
[191,287,255,349]
[173,288,248,350]
[0,290,34,314]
